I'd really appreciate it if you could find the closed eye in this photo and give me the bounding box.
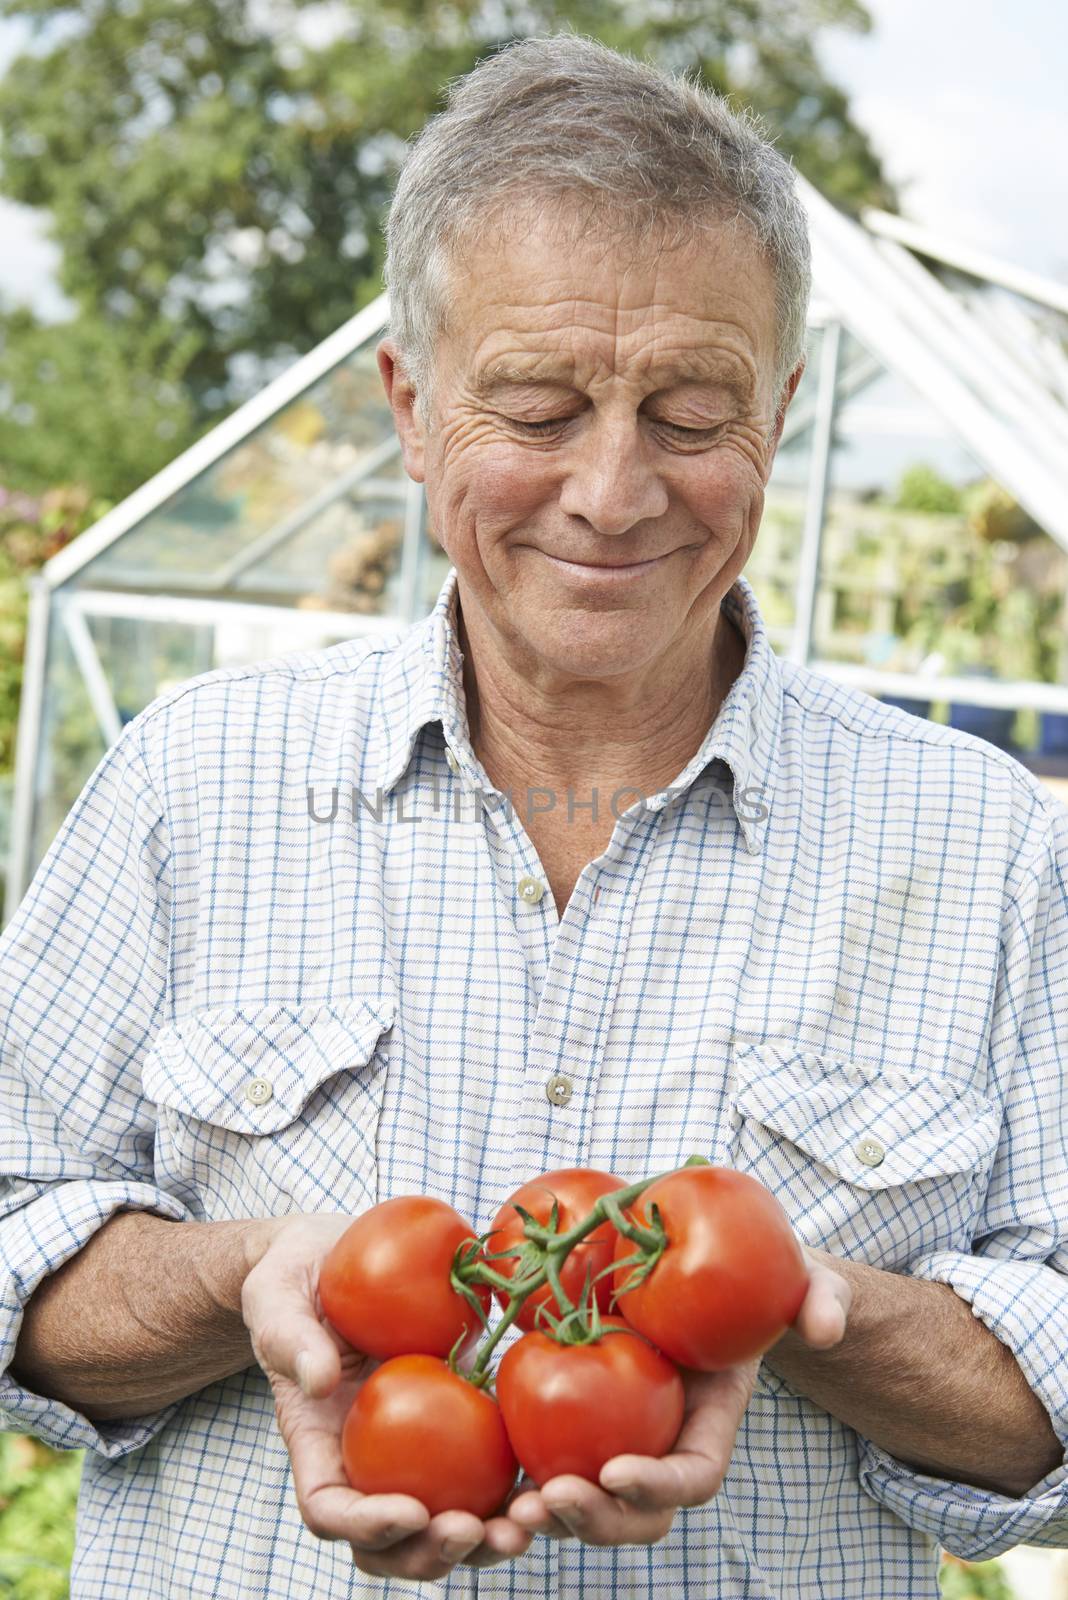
[502,416,726,439]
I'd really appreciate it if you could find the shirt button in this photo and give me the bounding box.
[517,875,546,905]
[545,1074,573,1108]
[445,748,460,773]
[855,1136,885,1167]
[245,1077,274,1106]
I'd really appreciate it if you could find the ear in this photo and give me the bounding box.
[762,359,806,483]
[377,338,426,482]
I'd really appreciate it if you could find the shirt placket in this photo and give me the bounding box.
[483,795,666,1181]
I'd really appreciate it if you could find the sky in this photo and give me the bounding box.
[0,0,1065,321]
[817,0,1068,279]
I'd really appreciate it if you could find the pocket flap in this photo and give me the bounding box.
[730,1040,1000,1188]
[142,996,396,1135]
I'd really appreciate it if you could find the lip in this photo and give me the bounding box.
[539,552,669,577]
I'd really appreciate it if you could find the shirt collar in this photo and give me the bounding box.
[377,566,780,855]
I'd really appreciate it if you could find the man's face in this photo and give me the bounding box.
[379,207,803,680]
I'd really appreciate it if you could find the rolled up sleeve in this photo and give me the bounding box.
[0,714,193,1456]
[858,796,1068,1560]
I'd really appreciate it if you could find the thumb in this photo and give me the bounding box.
[793,1252,852,1350]
[241,1246,343,1398]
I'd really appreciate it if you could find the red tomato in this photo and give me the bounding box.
[342,1354,518,1518]
[495,1317,685,1487]
[611,1165,809,1370]
[487,1167,625,1332]
[319,1195,491,1361]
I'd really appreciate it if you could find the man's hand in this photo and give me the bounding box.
[240,1214,534,1582]
[505,1243,852,1546]
[242,1217,850,1570]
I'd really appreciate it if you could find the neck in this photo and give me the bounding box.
[457,599,748,803]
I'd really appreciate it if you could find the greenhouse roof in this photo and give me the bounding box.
[801,180,1068,553]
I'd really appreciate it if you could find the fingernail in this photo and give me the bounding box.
[295,1350,313,1395]
[441,1537,480,1561]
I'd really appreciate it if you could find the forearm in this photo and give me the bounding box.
[763,1250,1063,1498]
[8,1209,282,1422]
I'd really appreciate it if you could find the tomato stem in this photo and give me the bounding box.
[543,1249,576,1318]
[457,1161,694,1377]
[467,1273,531,1379]
[598,1192,662,1252]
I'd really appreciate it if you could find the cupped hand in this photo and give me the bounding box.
[504,1240,852,1546]
[505,1357,760,1545]
[240,1213,534,1582]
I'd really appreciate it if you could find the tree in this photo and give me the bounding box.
[0,0,896,503]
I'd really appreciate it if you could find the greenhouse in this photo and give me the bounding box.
[5,175,1068,922]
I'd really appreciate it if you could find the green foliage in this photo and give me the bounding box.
[0,0,895,504]
[0,484,111,776]
[888,483,1065,689]
[938,1554,1015,1599]
[0,1434,82,1598]
[894,463,963,516]
[752,464,1068,754]
[0,309,201,506]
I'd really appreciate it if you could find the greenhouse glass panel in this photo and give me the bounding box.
[809,327,1068,755]
[233,479,408,613]
[31,607,106,872]
[85,611,215,724]
[73,334,402,600]
[742,321,824,650]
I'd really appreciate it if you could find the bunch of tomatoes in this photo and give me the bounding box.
[317,1157,809,1520]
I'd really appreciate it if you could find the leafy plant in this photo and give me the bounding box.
[0,1433,82,1599]
[0,0,895,504]
[895,463,963,515]
[0,484,109,776]
[0,480,110,909]
[938,1552,1015,1599]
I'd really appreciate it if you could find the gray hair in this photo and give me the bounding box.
[383,30,811,429]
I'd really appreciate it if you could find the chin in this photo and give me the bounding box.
[530,617,665,678]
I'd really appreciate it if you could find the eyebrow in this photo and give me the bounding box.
[472,359,753,405]
[470,362,575,398]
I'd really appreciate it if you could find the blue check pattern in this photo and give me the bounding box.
[2,564,1068,1598]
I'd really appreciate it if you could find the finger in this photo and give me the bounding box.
[505,1487,578,1540]
[793,1257,852,1349]
[539,1476,674,1546]
[463,1515,536,1566]
[281,1397,429,1547]
[599,1364,757,1512]
[349,1511,486,1581]
[304,1483,430,1550]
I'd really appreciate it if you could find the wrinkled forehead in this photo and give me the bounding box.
[443,197,779,394]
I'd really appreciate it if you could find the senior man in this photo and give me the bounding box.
[2,29,1068,1599]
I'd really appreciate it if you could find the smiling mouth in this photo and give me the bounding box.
[540,552,669,572]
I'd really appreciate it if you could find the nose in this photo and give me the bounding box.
[557,415,670,536]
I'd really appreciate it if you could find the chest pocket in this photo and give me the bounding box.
[725,1040,1001,1270]
[141,996,396,1223]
